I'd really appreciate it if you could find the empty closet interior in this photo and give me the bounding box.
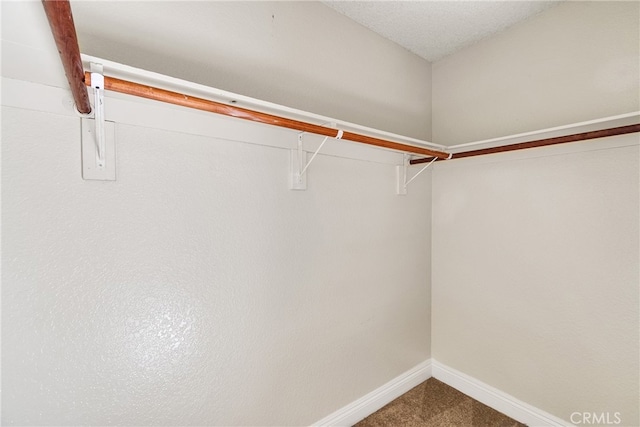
[2,1,638,426]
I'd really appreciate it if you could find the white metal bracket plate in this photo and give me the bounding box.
[81,118,116,181]
[396,154,408,195]
[396,165,408,195]
[289,149,307,190]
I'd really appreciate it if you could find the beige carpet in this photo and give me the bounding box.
[355,378,526,427]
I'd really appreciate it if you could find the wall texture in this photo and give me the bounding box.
[3,1,639,426]
[70,0,433,141]
[430,6,640,422]
[431,139,640,426]
[1,105,432,426]
[1,3,432,425]
[432,1,640,145]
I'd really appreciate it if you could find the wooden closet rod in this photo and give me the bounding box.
[42,0,91,114]
[42,0,449,159]
[410,124,640,164]
[44,0,638,163]
[83,73,451,159]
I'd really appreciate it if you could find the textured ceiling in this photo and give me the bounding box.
[323,1,562,62]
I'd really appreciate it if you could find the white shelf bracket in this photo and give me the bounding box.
[396,154,438,195]
[289,133,308,190]
[92,63,106,169]
[81,62,116,181]
[289,127,343,191]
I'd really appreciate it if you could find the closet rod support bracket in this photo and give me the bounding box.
[289,133,308,190]
[289,128,343,191]
[81,62,116,181]
[396,154,437,195]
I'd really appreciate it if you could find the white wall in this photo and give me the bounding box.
[4,1,639,426]
[70,0,433,141]
[432,1,640,145]
[1,2,432,425]
[431,139,639,426]
[431,3,640,424]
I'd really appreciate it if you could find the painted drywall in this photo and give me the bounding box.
[1,104,432,426]
[431,5,640,422]
[431,138,640,426]
[1,3,432,425]
[69,0,432,141]
[432,1,640,145]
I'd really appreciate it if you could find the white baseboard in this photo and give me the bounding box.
[431,360,572,427]
[311,358,572,427]
[312,359,432,426]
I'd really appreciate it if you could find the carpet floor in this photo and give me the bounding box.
[354,378,526,427]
